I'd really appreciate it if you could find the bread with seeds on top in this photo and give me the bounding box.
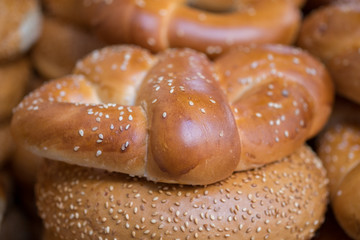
[37,145,328,240]
[11,44,333,185]
[317,97,360,239]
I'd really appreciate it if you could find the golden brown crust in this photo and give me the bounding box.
[11,44,334,185]
[0,123,15,167]
[0,181,5,228]
[0,0,42,61]
[42,0,301,57]
[0,58,31,120]
[303,0,357,12]
[317,98,360,239]
[187,0,305,11]
[298,2,360,104]
[36,145,329,240]
[31,17,105,79]
[216,44,334,170]
[12,146,43,187]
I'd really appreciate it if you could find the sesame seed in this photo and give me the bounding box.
[306,67,317,76]
[129,115,133,121]
[220,131,224,137]
[74,146,80,151]
[251,61,258,69]
[282,89,289,97]
[79,129,84,136]
[96,150,102,157]
[162,112,167,118]
[189,100,194,106]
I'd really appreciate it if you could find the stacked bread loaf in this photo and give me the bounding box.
[9,0,360,239]
[10,1,337,238]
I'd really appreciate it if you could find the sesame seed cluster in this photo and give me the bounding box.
[37,146,328,240]
[316,98,360,239]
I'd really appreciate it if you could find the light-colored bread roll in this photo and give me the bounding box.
[0,0,42,61]
[317,98,360,239]
[37,145,329,240]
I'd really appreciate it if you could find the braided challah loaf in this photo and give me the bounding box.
[317,98,360,239]
[42,0,302,57]
[11,44,333,185]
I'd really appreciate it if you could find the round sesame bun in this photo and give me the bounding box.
[37,145,328,240]
[317,97,360,239]
[0,0,42,61]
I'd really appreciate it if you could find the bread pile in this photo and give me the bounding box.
[0,0,42,236]
[3,0,360,239]
[298,1,360,239]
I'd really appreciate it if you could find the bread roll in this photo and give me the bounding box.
[31,17,104,79]
[0,0,42,61]
[42,0,301,57]
[37,145,328,240]
[298,2,360,104]
[317,98,360,239]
